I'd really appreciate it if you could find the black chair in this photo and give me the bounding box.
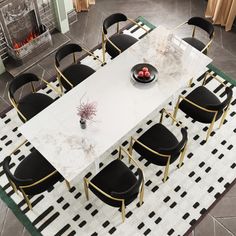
[2,140,68,209]
[175,16,214,54]
[8,73,55,123]
[173,72,233,141]
[84,146,144,222]
[129,109,188,182]
[55,43,102,93]
[102,13,148,63]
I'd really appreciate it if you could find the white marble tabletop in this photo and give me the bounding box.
[19,26,212,182]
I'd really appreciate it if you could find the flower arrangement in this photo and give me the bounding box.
[77,100,97,121]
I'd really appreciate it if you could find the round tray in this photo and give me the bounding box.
[131,63,158,83]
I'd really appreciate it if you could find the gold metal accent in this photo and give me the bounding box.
[173,21,188,30]
[219,101,231,128]
[178,143,187,168]
[173,20,214,55]
[65,180,71,190]
[41,78,62,96]
[84,146,144,222]
[81,46,103,64]
[117,22,120,33]
[121,200,125,222]
[163,157,171,182]
[161,108,184,127]
[127,18,149,32]
[73,52,76,63]
[20,187,32,210]
[55,64,74,93]
[9,179,18,194]
[8,92,27,122]
[102,31,106,64]
[192,26,196,38]
[102,18,148,64]
[173,94,219,141]
[30,82,36,93]
[129,109,187,182]
[188,78,193,87]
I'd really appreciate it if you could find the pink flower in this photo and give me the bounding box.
[77,101,97,120]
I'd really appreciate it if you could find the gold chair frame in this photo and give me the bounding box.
[55,46,103,95]
[173,72,232,141]
[102,18,149,64]
[84,146,144,222]
[174,20,214,54]
[5,140,70,210]
[129,108,187,183]
[8,77,60,122]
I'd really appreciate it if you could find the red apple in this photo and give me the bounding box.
[144,71,151,78]
[138,70,144,77]
[142,67,149,72]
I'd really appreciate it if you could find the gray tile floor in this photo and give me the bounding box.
[0,0,236,235]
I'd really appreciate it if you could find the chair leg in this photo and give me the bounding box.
[102,33,106,65]
[121,200,125,222]
[65,180,71,190]
[219,107,230,129]
[83,178,89,200]
[139,181,144,206]
[9,179,18,194]
[163,158,170,183]
[178,144,187,168]
[206,114,217,141]
[21,189,32,210]
[57,74,64,96]
[128,137,133,157]
[172,97,180,124]
[188,78,193,87]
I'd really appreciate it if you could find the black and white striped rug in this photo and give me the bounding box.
[0,17,235,236]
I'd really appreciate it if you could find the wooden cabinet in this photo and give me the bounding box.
[73,0,95,12]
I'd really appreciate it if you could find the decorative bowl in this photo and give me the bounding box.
[131,63,158,83]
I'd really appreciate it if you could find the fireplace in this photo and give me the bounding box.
[0,0,52,64]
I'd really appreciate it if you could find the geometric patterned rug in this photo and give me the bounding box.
[0,17,235,236]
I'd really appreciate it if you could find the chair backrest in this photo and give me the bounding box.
[55,43,82,67]
[9,73,39,100]
[103,13,128,34]
[111,168,143,200]
[3,156,33,187]
[158,127,188,157]
[207,86,233,111]
[187,17,214,39]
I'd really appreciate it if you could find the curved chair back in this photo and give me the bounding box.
[3,155,61,196]
[207,87,233,111]
[55,43,82,67]
[103,13,127,34]
[9,73,39,101]
[90,167,143,208]
[111,168,143,201]
[187,17,214,39]
[159,127,188,158]
[3,156,33,187]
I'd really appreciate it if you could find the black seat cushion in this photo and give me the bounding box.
[89,159,138,207]
[106,34,138,58]
[182,37,207,54]
[14,150,61,195]
[61,64,95,91]
[179,86,223,123]
[18,93,54,122]
[133,123,180,166]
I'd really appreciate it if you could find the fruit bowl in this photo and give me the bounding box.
[131,63,158,83]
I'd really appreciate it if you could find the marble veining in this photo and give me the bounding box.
[19,26,212,182]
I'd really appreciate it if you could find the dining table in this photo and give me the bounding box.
[19,26,212,183]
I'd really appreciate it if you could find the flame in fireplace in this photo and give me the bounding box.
[13,31,39,49]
